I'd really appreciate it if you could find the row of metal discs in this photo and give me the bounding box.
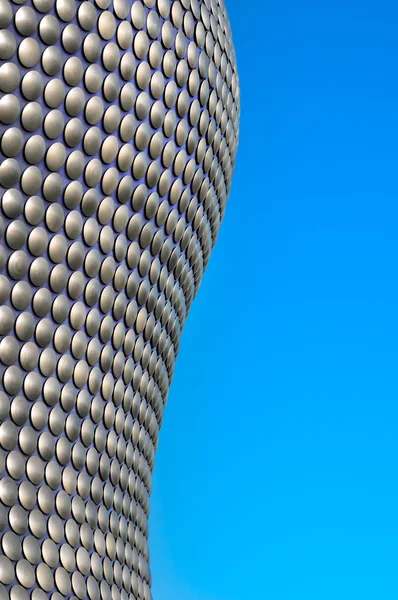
[0,0,237,69]
[0,0,228,40]
[0,8,227,63]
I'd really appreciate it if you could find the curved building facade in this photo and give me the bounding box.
[0,0,239,598]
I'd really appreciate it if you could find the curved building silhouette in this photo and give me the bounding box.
[0,0,239,597]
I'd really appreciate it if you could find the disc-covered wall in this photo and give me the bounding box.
[0,0,239,597]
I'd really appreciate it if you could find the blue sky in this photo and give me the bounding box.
[150,2,398,599]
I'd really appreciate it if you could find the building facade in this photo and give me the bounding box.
[0,0,239,597]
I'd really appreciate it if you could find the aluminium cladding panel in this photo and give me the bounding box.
[0,0,240,598]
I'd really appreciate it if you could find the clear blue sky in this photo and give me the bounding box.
[150,2,398,599]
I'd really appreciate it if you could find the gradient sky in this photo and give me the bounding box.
[149,2,398,599]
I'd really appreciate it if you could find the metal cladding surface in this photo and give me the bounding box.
[0,0,239,597]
